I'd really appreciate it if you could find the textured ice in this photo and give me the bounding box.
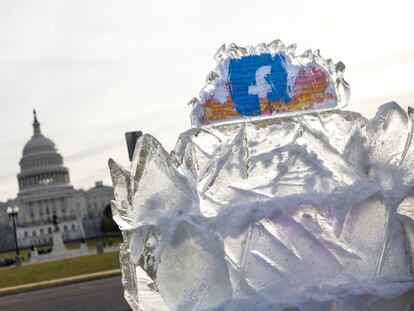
[109,102,414,310]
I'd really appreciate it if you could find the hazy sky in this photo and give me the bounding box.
[0,0,413,201]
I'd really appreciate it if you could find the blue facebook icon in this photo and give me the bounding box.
[228,53,290,116]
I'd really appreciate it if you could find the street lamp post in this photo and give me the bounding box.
[6,206,21,266]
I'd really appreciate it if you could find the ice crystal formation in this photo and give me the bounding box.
[109,41,414,311]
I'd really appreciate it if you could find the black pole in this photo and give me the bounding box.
[125,131,143,161]
[11,214,21,266]
[11,215,20,256]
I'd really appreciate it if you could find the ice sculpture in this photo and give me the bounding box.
[109,40,414,311]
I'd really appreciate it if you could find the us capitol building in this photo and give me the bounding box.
[0,111,113,250]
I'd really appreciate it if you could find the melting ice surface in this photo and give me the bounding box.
[109,102,414,311]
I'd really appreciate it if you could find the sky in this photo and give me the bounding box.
[0,0,413,201]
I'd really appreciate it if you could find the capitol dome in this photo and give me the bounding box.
[17,111,72,195]
[22,132,56,156]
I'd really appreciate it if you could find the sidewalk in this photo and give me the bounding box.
[0,268,121,296]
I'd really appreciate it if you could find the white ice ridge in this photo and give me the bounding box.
[109,102,414,311]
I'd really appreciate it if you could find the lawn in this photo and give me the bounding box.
[0,251,120,289]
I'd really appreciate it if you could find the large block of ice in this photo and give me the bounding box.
[109,106,414,310]
[109,41,413,310]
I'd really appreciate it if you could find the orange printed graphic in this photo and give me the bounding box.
[201,65,336,125]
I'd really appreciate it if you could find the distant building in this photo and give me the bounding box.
[0,111,113,250]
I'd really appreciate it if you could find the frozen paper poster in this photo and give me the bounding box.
[229,53,290,116]
[192,40,349,126]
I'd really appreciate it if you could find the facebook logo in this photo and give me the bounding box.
[228,53,290,116]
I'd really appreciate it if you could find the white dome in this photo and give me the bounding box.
[22,110,57,157]
[18,110,71,195]
[22,134,56,156]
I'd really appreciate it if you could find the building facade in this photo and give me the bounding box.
[0,112,113,249]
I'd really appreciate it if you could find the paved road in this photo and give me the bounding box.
[0,276,131,311]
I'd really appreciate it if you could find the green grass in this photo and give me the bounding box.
[0,246,51,262]
[0,236,122,261]
[0,251,120,289]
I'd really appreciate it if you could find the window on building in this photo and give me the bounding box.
[63,225,68,232]
[40,228,44,235]
[32,230,37,237]
[48,227,52,234]
[29,202,34,218]
[71,224,76,230]
[61,198,66,213]
[24,231,28,238]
